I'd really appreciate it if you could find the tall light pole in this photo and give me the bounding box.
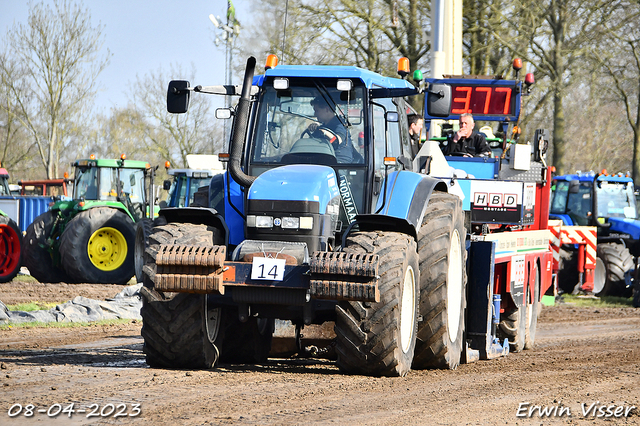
[209,3,239,147]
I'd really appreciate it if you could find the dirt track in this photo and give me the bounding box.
[1,281,639,425]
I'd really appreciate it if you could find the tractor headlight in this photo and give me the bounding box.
[281,216,300,229]
[247,215,274,228]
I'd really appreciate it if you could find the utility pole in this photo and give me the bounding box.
[209,1,240,147]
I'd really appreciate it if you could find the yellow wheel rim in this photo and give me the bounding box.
[87,227,128,271]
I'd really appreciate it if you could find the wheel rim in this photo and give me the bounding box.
[0,224,21,277]
[447,229,463,342]
[87,227,128,271]
[205,306,221,343]
[400,264,416,353]
[593,257,606,294]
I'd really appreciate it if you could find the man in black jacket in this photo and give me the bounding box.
[446,113,491,157]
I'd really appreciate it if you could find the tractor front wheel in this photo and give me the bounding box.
[60,208,135,284]
[596,243,633,297]
[0,215,22,283]
[335,231,419,377]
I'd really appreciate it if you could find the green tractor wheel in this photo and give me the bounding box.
[0,215,22,283]
[22,211,71,283]
[60,207,135,284]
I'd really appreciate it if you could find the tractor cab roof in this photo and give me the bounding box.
[554,171,633,184]
[73,158,150,169]
[256,65,417,91]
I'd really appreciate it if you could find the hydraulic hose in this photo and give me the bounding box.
[229,56,257,188]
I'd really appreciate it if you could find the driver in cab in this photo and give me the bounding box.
[307,96,353,163]
[445,113,491,157]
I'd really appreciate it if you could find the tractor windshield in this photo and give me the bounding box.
[248,79,367,224]
[166,174,212,207]
[74,167,99,199]
[550,180,593,225]
[249,79,365,166]
[596,181,637,220]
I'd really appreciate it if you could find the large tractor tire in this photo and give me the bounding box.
[335,231,419,377]
[134,218,153,283]
[141,223,271,368]
[59,208,135,284]
[0,215,22,283]
[595,243,633,297]
[524,262,541,350]
[21,211,71,283]
[412,192,467,370]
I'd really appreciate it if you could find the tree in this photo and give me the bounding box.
[483,0,635,174]
[0,0,109,179]
[593,3,640,184]
[129,64,223,168]
[0,53,35,175]
[240,0,430,79]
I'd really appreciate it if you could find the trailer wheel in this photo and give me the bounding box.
[335,231,419,377]
[59,208,135,284]
[412,192,467,370]
[498,305,526,352]
[524,263,541,349]
[22,211,71,283]
[596,243,633,296]
[134,219,153,283]
[0,215,22,283]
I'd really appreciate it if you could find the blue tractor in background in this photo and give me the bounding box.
[550,171,638,300]
[139,55,555,376]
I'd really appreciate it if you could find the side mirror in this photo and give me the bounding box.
[167,80,190,114]
[385,111,399,122]
[163,179,171,190]
[425,83,451,118]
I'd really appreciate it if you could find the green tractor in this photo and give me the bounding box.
[22,156,155,284]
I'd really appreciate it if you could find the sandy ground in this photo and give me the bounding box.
[0,280,639,425]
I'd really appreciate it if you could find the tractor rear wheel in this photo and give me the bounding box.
[59,208,135,284]
[22,211,70,283]
[412,192,467,370]
[596,243,633,296]
[134,218,153,283]
[335,231,419,377]
[0,215,22,283]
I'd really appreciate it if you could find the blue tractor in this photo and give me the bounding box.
[550,171,638,299]
[139,55,554,376]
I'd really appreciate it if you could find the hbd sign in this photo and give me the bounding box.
[473,192,518,209]
[470,181,524,224]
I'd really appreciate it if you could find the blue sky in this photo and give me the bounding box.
[0,0,251,113]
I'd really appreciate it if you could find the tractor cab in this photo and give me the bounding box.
[72,156,150,221]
